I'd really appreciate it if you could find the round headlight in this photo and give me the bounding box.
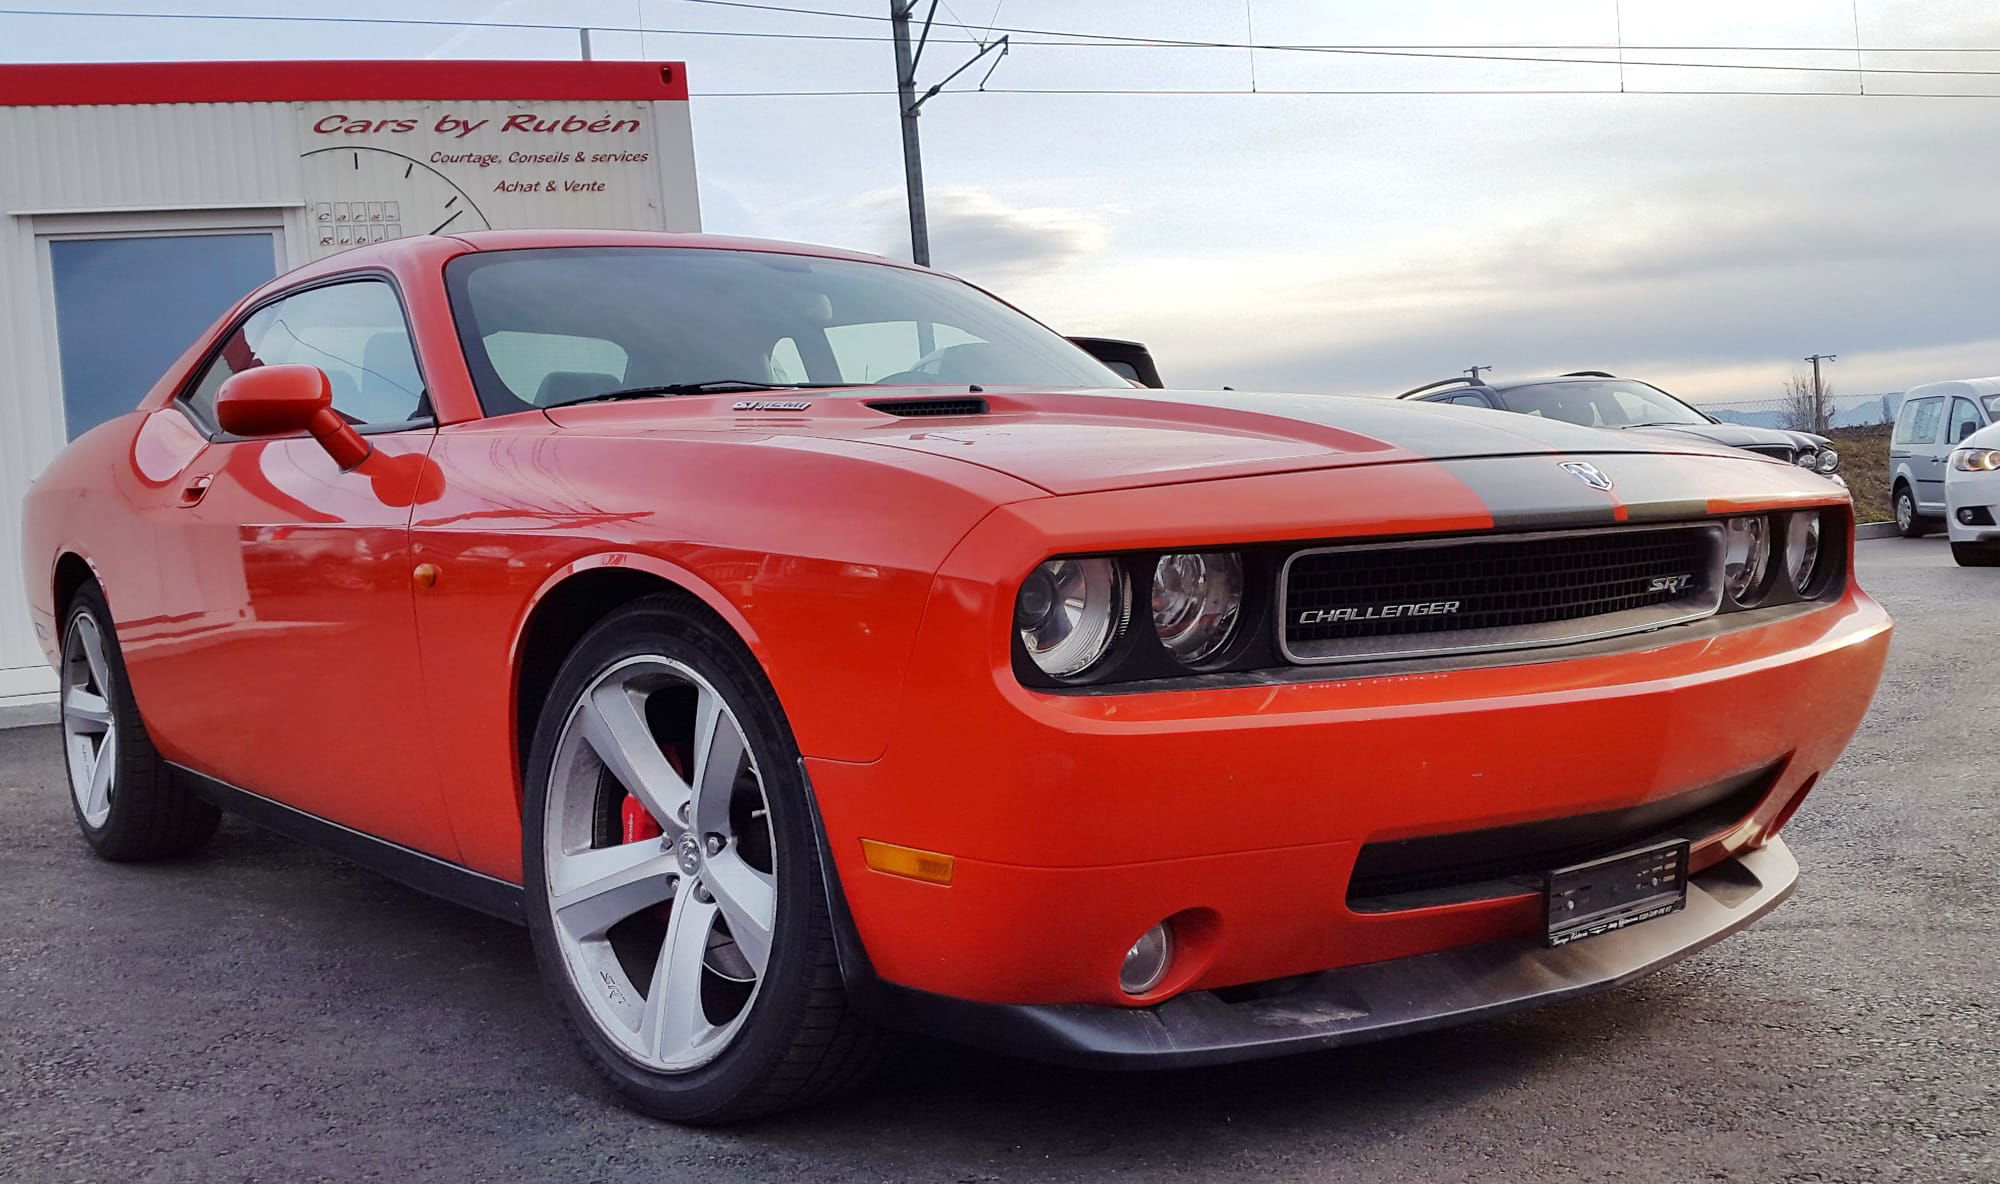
[1794,451,1817,470]
[1722,515,1771,603]
[1016,558,1128,678]
[1150,552,1244,665]
[1785,509,1822,591]
[1816,448,1840,474]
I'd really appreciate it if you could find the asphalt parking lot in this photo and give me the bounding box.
[2,536,1994,1183]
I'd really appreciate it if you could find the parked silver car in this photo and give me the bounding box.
[1889,378,2000,537]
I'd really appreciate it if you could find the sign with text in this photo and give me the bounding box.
[295,99,697,257]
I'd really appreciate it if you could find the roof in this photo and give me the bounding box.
[0,60,688,106]
[1901,376,2000,399]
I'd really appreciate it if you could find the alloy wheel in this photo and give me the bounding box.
[542,656,777,1073]
[61,613,118,828]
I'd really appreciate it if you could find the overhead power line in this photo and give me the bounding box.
[11,5,2000,77]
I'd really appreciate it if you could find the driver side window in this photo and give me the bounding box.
[181,279,428,431]
[1949,397,1984,444]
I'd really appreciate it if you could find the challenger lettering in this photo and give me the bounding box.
[1298,600,1461,626]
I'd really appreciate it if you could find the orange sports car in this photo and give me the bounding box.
[20,231,1890,1123]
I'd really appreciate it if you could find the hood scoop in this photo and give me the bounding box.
[864,396,989,418]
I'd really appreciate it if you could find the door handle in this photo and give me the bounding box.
[179,474,213,506]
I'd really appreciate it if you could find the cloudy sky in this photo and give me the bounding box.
[11,0,2000,402]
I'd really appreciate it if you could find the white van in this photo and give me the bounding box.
[1889,377,2000,536]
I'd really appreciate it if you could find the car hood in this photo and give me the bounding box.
[542,386,1764,496]
[1629,422,1827,452]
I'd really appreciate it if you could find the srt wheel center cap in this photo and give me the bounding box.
[674,831,702,876]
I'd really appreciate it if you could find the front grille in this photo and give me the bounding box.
[1744,444,1796,462]
[865,397,988,417]
[1346,762,1781,911]
[1281,523,1722,664]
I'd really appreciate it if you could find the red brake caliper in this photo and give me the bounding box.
[621,745,690,925]
[620,744,688,844]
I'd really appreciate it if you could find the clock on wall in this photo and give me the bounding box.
[299,146,491,257]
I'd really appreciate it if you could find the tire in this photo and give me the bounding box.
[521,593,884,1123]
[58,581,220,860]
[1952,541,2000,567]
[1893,484,1931,538]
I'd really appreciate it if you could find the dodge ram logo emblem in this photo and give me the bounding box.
[1561,461,1614,491]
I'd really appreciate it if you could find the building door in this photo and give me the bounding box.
[43,228,281,440]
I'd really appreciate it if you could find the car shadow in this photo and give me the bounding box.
[13,781,1683,1172]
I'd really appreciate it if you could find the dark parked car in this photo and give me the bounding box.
[1399,372,1843,479]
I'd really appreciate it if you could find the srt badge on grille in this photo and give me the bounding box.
[1561,461,1614,491]
[1298,600,1460,626]
[1647,574,1695,593]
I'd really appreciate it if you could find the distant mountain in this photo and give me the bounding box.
[1705,392,1902,431]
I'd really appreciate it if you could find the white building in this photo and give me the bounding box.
[0,60,701,722]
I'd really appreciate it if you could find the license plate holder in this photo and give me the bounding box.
[1545,840,1690,947]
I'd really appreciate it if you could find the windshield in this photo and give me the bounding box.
[1985,393,2000,420]
[445,246,1125,414]
[1497,379,1711,429]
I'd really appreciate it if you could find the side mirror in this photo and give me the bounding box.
[215,364,371,471]
[1959,421,1980,443]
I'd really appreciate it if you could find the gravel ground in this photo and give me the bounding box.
[1,536,1993,1183]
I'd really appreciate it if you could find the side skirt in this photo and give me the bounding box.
[174,764,525,924]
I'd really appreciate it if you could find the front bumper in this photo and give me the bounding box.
[857,839,1797,1068]
[1946,469,2000,543]
[811,583,1888,1007]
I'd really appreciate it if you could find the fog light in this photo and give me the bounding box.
[1119,923,1173,995]
[1962,508,1979,525]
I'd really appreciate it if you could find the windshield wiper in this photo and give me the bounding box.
[547,380,848,408]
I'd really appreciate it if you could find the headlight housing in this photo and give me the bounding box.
[1952,447,2000,472]
[1816,448,1840,474]
[1721,515,1771,603]
[1015,557,1128,679]
[1150,552,1244,665]
[1783,509,1822,592]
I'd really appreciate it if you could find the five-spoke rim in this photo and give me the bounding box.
[543,656,777,1073]
[61,613,117,829]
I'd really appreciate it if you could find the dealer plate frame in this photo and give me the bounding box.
[1544,839,1691,948]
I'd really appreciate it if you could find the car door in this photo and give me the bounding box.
[1891,396,1947,511]
[118,277,458,857]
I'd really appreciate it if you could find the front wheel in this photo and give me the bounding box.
[521,594,883,1123]
[59,581,219,860]
[1952,541,2000,567]
[1894,485,1930,538]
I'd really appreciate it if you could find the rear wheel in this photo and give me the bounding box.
[1952,541,2000,567]
[522,594,883,1123]
[59,581,219,860]
[1894,484,1930,538]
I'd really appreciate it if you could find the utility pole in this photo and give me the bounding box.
[889,2,1007,268]
[1805,352,1836,434]
[889,2,929,266]
[1464,364,1492,384]
[579,27,593,60]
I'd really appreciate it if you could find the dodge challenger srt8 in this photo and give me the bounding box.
[21,231,1891,1123]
